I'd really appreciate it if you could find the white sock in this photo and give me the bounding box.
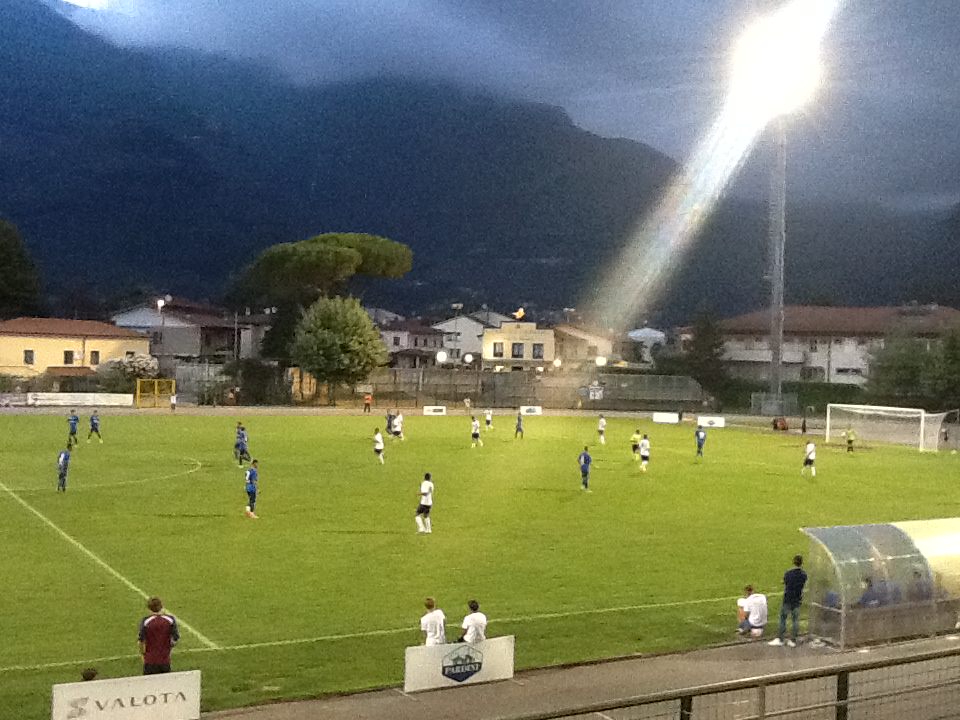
[600,436,605,444]
[811,467,816,477]
[379,454,385,464]
[415,516,425,532]
[424,517,432,533]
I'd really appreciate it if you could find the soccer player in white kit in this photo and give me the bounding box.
[802,441,816,477]
[415,472,435,533]
[485,408,493,431]
[639,434,651,471]
[420,597,446,646]
[471,416,483,447]
[597,414,607,444]
[393,411,405,440]
[373,428,385,464]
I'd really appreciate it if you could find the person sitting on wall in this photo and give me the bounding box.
[736,585,768,638]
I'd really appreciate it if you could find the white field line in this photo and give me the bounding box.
[10,456,204,492]
[1,595,740,672]
[0,478,219,650]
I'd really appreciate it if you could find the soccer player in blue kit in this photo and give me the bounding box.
[57,445,71,492]
[244,460,259,519]
[67,410,80,448]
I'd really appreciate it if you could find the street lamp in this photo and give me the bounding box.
[463,353,473,364]
[435,350,448,365]
[594,356,608,368]
[729,0,831,410]
[552,358,562,369]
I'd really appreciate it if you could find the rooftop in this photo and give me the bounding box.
[382,320,445,335]
[720,305,960,336]
[0,317,146,339]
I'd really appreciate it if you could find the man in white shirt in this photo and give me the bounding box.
[484,409,493,431]
[420,597,446,646]
[393,412,405,440]
[597,415,607,445]
[415,472,434,534]
[458,600,487,643]
[801,441,816,477]
[471,416,483,448]
[639,434,651,472]
[736,585,768,637]
[373,428,385,465]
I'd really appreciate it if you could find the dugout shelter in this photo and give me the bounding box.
[803,519,960,648]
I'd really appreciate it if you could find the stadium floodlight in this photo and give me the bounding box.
[463,353,473,364]
[595,356,607,368]
[435,350,448,364]
[729,0,832,123]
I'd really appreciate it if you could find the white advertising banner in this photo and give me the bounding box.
[519,405,543,416]
[698,415,726,428]
[29,393,134,407]
[423,405,447,415]
[403,636,515,693]
[652,412,680,424]
[51,671,201,720]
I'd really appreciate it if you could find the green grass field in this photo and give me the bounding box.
[4,411,960,718]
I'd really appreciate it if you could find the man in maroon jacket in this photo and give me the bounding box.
[138,597,180,674]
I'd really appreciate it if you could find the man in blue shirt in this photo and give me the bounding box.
[67,410,80,448]
[244,459,259,519]
[769,555,807,647]
[57,445,71,492]
[578,446,592,491]
[88,410,103,444]
[695,425,707,458]
[234,423,251,466]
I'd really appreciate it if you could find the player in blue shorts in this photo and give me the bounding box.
[244,460,259,518]
[234,423,251,466]
[695,425,707,458]
[57,445,71,492]
[578,446,592,491]
[67,410,80,448]
[88,410,103,443]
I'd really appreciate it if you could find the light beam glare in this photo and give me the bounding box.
[586,0,841,330]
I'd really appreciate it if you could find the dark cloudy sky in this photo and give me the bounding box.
[61,0,960,210]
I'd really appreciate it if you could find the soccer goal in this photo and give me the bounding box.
[136,378,176,409]
[826,404,959,452]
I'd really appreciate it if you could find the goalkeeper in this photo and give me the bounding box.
[844,427,857,453]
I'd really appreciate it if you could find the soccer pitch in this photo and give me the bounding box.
[4,411,960,718]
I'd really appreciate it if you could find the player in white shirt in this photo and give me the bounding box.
[639,434,651,472]
[373,428,385,465]
[484,408,493,431]
[415,472,434,534]
[458,599,487,643]
[597,414,607,445]
[420,597,446,646]
[471,416,483,447]
[801,441,816,477]
[393,412,405,440]
[736,585,768,636]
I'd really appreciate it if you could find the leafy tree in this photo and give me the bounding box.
[867,333,933,402]
[230,233,412,362]
[685,311,728,393]
[290,296,387,403]
[0,220,42,318]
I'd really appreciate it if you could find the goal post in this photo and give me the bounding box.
[136,378,176,408]
[826,403,958,452]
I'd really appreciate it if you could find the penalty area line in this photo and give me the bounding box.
[1,595,739,672]
[0,479,220,650]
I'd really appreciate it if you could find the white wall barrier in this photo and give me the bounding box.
[29,393,134,407]
[423,405,447,415]
[698,415,726,428]
[404,636,515,693]
[519,405,543,416]
[652,412,680,424]
[51,670,201,720]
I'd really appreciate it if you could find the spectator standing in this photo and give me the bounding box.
[736,585,768,637]
[363,392,373,414]
[138,597,180,674]
[769,555,807,647]
[458,600,488,643]
[420,597,446,646]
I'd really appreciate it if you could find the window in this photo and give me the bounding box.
[809,339,819,352]
[23,349,34,365]
[511,342,524,359]
[125,351,135,359]
[393,336,400,347]
[63,350,74,365]
[532,343,544,359]
[836,367,863,376]
[89,350,100,365]
[493,342,504,358]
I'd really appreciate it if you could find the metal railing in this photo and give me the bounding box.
[513,644,960,720]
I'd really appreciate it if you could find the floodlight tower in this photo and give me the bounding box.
[730,0,831,410]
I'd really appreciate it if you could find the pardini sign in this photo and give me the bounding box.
[404,636,515,693]
[52,671,200,720]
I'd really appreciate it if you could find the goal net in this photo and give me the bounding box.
[136,379,176,409]
[826,404,958,452]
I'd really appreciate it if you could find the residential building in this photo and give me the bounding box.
[481,321,555,371]
[553,324,619,368]
[718,304,960,386]
[366,307,405,327]
[111,298,267,371]
[0,317,149,379]
[469,309,511,328]
[431,315,492,363]
[380,320,447,369]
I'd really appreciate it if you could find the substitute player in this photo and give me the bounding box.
[695,425,707,458]
[630,429,642,461]
[88,410,103,443]
[801,441,816,477]
[373,428,385,464]
[639,434,651,472]
[415,472,434,534]
[244,460,259,518]
[67,410,80,448]
[471,416,483,447]
[57,444,71,493]
[578,446,592,491]
[597,414,607,445]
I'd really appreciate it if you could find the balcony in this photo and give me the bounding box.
[723,348,805,364]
